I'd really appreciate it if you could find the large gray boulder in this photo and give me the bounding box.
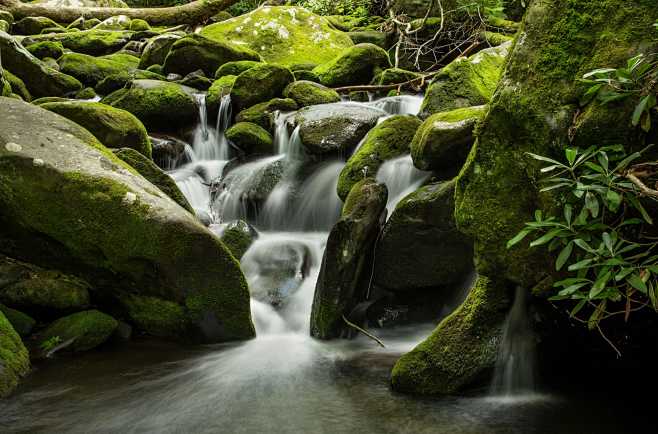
[0,98,255,343]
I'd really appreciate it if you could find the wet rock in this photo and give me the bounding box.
[22,29,134,56]
[231,63,294,112]
[294,102,386,156]
[95,69,163,95]
[3,70,31,102]
[117,293,188,338]
[151,134,190,169]
[313,43,391,87]
[236,98,298,131]
[74,87,97,100]
[0,310,30,398]
[0,303,36,337]
[310,178,388,339]
[37,310,119,354]
[58,52,138,88]
[13,16,62,35]
[177,70,213,91]
[283,80,340,108]
[219,220,258,260]
[206,75,237,115]
[226,122,274,156]
[139,33,182,70]
[215,60,260,79]
[25,41,64,60]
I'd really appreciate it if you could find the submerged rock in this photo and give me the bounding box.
[338,115,421,200]
[294,103,386,156]
[200,6,353,68]
[231,63,294,112]
[37,310,119,354]
[283,80,340,108]
[310,178,387,339]
[0,98,255,343]
[411,106,486,172]
[0,31,82,98]
[0,310,30,398]
[313,43,391,87]
[40,101,152,158]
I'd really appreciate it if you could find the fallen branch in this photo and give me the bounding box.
[342,315,386,348]
[0,0,239,26]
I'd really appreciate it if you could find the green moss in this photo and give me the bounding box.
[481,31,514,46]
[3,70,31,102]
[0,11,13,26]
[38,310,118,352]
[0,20,9,33]
[226,122,274,156]
[119,293,188,338]
[390,276,510,395]
[95,69,163,95]
[129,19,151,31]
[41,101,152,157]
[338,115,421,200]
[21,29,133,56]
[75,87,97,100]
[31,96,71,105]
[0,304,35,337]
[231,64,294,112]
[373,68,421,86]
[145,64,164,76]
[215,60,261,79]
[293,70,320,82]
[163,33,260,78]
[0,275,90,314]
[313,43,391,87]
[219,220,255,259]
[0,310,30,398]
[58,52,137,88]
[139,34,181,70]
[235,98,297,130]
[200,6,354,68]
[282,80,340,108]
[13,16,62,35]
[207,75,237,114]
[25,41,64,60]
[113,147,194,213]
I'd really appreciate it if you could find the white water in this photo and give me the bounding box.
[376,154,430,216]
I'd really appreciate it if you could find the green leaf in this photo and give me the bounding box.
[628,196,653,224]
[585,192,599,218]
[574,239,596,254]
[568,258,595,271]
[605,189,622,212]
[556,242,574,270]
[526,153,562,166]
[640,110,652,132]
[530,228,564,247]
[564,204,573,226]
[602,232,614,254]
[565,148,578,165]
[507,229,531,249]
[590,271,612,298]
[628,273,648,294]
[597,153,609,171]
[570,299,587,317]
[632,94,652,126]
[583,68,616,78]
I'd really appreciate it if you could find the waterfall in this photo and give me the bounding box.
[490,286,537,398]
[369,95,423,116]
[376,155,430,216]
[190,93,231,161]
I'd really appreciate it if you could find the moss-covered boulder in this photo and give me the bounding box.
[0,254,91,316]
[419,42,510,118]
[41,101,152,158]
[129,19,150,31]
[0,66,11,97]
[13,16,62,35]
[207,74,237,115]
[411,106,486,172]
[138,33,181,70]
[102,79,197,132]
[310,178,388,339]
[0,11,13,26]
[163,33,260,78]
[219,220,257,259]
[226,122,274,156]
[176,70,213,91]
[0,98,255,343]
[215,60,260,79]
[348,31,391,50]
[0,31,82,98]
[235,98,297,130]
[3,70,31,102]
[283,80,340,108]
[58,52,138,89]
[294,103,386,156]
[118,293,187,338]
[0,310,30,398]
[22,29,134,56]
[113,147,194,213]
[95,69,163,95]
[374,180,473,291]
[373,68,422,86]
[38,310,118,353]
[25,41,64,60]
[200,6,353,68]
[313,43,391,87]
[390,276,510,394]
[337,115,421,200]
[0,304,35,337]
[231,63,294,113]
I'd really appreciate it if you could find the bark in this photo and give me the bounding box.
[0,0,239,26]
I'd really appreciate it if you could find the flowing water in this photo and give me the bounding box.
[2,93,648,433]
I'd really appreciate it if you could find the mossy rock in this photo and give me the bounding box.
[373,68,422,86]
[102,79,197,132]
[481,31,514,46]
[200,6,353,68]
[113,147,194,213]
[219,220,257,259]
[293,70,320,82]
[22,29,134,56]
[235,98,297,131]
[0,31,82,98]
[163,33,260,78]
[0,11,13,26]
[4,70,31,102]
[295,103,386,156]
[310,178,388,339]
[283,80,340,108]
[145,64,164,75]
[177,70,213,91]
[41,101,152,158]
[75,87,97,100]
[0,19,9,33]
[118,293,188,338]
[0,304,36,337]
[325,15,367,32]
[31,96,70,105]
[58,52,137,88]
[25,41,64,60]
[95,69,163,95]
[419,42,510,118]
[0,67,11,97]
[139,33,181,70]
[313,43,391,87]
[411,105,486,172]
[374,180,473,291]
[231,63,294,113]
[0,310,30,398]
[337,115,421,201]
[215,60,261,79]
[32,0,129,7]
[38,310,118,353]
[226,122,274,156]
[347,31,392,50]
[129,19,151,31]
[93,15,132,31]
[391,276,510,394]
[0,254,91,316]
[13,16,62,35]
[207,75,237,116]
[0,98,255,343]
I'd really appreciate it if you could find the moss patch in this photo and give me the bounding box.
[119,293,188,338]
[283,80,340,108]
[58,52,137,88]
[0,310,30,398]
[38,310,118,352]
[313,43,391,87]
[231,63,294,112]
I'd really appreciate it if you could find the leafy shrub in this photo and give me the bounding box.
[291,0,384,17]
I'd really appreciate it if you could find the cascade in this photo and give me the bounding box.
[376,155,430,215]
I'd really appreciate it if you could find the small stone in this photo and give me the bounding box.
[122,191,137,205]
[33,158,45,166]
[5,142,22,152]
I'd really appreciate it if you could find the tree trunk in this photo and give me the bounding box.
[0,0,239,26]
